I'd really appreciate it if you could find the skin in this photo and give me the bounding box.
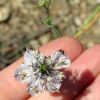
[0,37,100,100]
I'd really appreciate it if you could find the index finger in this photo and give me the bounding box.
[0,37,83,100]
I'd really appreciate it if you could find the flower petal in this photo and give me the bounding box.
[24,49,45,68]
[15,64,34,83]
[24,49,38,66]
[50,50,71,70]
[47,71,64,93]
[37,52,45,64]
[28,78,45,96]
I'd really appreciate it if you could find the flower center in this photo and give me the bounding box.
[39,63,47,74]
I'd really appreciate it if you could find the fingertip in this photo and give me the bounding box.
[40,37,84,60]
[60,37,84,59]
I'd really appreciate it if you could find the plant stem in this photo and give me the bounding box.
[51,25,63,37]
[39,0,63,38]
[47,10,63,38]
[75,6,100,38]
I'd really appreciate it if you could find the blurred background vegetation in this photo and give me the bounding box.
[0,0,100,70]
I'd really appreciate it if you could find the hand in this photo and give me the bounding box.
[0,37,100,100]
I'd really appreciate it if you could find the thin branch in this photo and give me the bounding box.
[75,6,100,38]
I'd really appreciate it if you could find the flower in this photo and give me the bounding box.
[38,0,51,9]
[15,49,71,96]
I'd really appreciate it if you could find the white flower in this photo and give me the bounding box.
[15,49,71,96]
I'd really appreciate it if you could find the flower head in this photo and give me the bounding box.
[38,0,51,9]
[15,49,71,96]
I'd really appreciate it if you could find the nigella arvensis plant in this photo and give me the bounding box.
[15,49,71,96]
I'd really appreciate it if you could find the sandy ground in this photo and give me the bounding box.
[0,0,100,69]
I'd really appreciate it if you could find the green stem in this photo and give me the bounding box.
[46,7,63,38]
[75,6,100,38]
[83,6,100,29]
[51,25,63,38]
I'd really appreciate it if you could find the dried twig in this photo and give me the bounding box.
[75,6,100,38]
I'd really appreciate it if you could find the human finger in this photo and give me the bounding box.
[0,37,83,100]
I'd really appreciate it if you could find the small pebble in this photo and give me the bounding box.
[0,0,7,5]
[96,0,100,4]
[0,5,11,22]
[87,41,95,48]
[39,34,51,45]
[29,40,40,49]
[74,17,82,26]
